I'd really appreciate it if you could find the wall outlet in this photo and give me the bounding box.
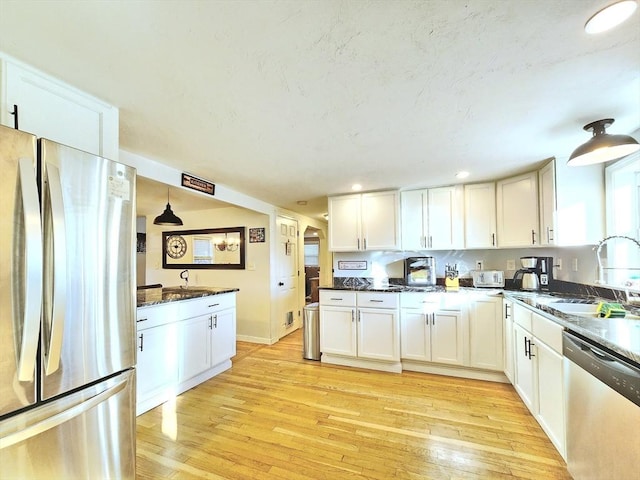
[556,258,563,270]
[507,259,516,270]
[572,258,578,272]
[476,260,484,270]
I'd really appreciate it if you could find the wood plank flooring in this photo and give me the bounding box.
[136,329,572,479]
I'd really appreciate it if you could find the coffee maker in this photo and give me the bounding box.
[512,256,553,291]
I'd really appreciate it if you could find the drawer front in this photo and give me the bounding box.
[358,292,399,309]
[532,312,564,353]
[137,302,180,330]
[513,303,533,331]
[181,293,236,319]
[401,292,441,310]
[320,290,357,307]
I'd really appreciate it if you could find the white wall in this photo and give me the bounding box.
[143,207,272,343]
[120,148,328,344]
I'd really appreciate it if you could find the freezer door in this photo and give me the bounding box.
[0,126,42,416]
[40,139,136,400]
[0,369,136,479]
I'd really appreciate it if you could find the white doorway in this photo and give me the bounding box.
[275,216,299,339]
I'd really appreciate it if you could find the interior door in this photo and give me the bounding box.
[276,216,299,340]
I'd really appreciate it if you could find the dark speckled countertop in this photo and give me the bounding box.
[137,286,239,308]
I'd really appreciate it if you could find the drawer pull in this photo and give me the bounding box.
[208,303,220,308]
[369,299,384,303]
[137,318,148,323]
[330,297,343,301]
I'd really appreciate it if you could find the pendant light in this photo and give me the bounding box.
[567,118,640,166]
[584,0,638,34]
[153,189,183,226]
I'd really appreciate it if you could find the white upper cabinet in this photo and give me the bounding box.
[538,161,556,246]
[541,158,604,246]
[400,186,464,250]
[496,172,539,247]
[1,58,119,160]
[328,191,400,251]
[464,182,497,248]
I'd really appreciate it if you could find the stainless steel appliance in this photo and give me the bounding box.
[405,256,436,286]
[563,331,640,479]
[0,125,136,478]
[472,270,505,288]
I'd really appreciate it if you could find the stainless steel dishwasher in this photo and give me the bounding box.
[563,331,640,480]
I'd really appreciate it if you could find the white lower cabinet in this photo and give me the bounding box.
[136,292,237,416]
[502,298,515,383]
[320,291,400,372]
[400,293,465,366]
[468,295,503,371]
[137,322,179,407]
[510,301,566,459]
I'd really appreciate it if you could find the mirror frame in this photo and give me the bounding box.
[162,227,246,270]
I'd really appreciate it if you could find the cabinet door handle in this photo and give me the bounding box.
[357,238,360,250]
[505,304,511,319]
[357,310,361,322]
[10,104,19,130]
[528,339,535,359]
[351,309,355,322]
[432,313,435,325]
[214,315,218,328]
[531,229,536,245]
[547,227,554,242]
[429,236,433,248]
[524,336,529,357]
[491,233,496,246]
[138,333,144,352]
[363,238,367,250]
[209,315,213,329]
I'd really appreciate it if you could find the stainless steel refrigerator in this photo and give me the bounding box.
[0,125,136,478]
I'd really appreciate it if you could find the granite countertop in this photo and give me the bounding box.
[504,291,640,366]
[319,285,503,295]
[137,286,239,308]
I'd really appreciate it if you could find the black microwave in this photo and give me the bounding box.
[405,256,436,286]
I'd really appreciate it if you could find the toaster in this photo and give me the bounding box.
[472,270,505,288]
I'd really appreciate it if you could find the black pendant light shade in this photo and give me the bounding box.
[568,118,639,166]
[153,189,183,226]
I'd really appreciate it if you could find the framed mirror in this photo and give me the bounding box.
[162,227,245,269]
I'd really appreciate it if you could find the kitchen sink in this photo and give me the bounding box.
[551,302,640,320]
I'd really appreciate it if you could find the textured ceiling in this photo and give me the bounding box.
[1,0,639,220]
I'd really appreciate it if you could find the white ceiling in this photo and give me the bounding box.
[1,1,639,220]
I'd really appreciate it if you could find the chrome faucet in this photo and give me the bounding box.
[180,269,189,289]
[594,235,640,302]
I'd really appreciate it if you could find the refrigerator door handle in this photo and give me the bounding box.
[16,158,43,382]
[43,164,67,375]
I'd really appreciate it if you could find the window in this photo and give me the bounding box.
[193,237,214,264]
[304,242,319,266]
[604,153,640,288]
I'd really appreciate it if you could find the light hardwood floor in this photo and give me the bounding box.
[136,329,572,479]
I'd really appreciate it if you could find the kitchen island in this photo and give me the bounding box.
[136,286,238,415]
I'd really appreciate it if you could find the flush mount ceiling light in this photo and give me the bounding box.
[351,184,363,191]
[455,171,470,179]
[568,118,640,166]
[585,0,638,34]
[153,188,183,226]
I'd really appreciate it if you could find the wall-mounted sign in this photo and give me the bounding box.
[338,261,368,270]
[182,173,215,196]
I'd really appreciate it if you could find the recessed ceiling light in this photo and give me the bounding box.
[351,184,362,191]
[296,200,307,205]
[585,0,638,34]
[455,171,470,179]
